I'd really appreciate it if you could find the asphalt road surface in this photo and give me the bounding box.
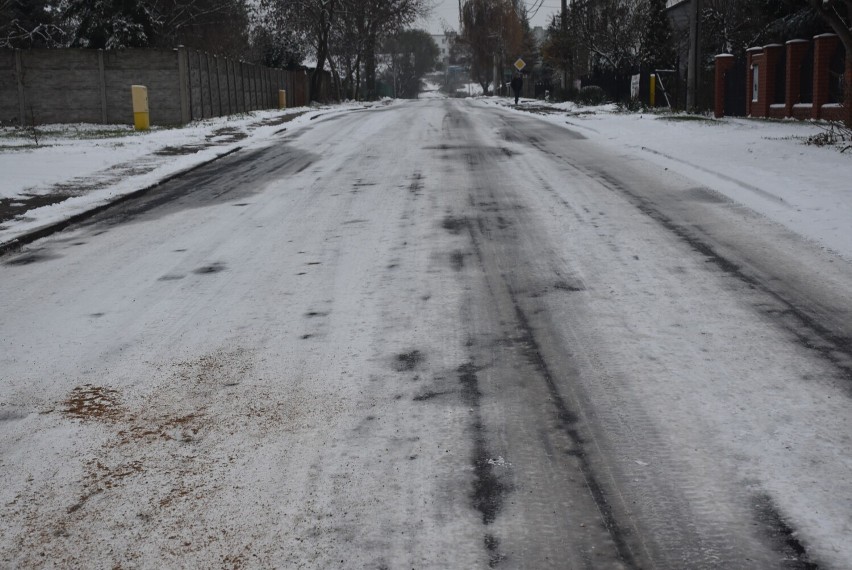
[2,99,851,569]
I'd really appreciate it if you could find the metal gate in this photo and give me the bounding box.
[724,59,747,117]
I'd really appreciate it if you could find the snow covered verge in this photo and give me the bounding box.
[0,100,386,250]
[2,96,850,262]
[484,97,852,262]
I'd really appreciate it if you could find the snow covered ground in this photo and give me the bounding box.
[488,97,852,261]
[3,95,850,262]
[0,101,382,249]
[1,94,851,567]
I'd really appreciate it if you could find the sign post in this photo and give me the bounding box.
[514,59,527,98]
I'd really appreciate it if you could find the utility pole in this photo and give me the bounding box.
[561,0,568,90]
[686,0,702,109]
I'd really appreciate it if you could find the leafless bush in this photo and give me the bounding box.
[806,117,852,152]
[26,105,40,147]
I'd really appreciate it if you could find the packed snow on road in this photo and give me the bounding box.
[1,97,851,568]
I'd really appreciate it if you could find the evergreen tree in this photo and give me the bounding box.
[541,13,575,91]
[64,0,156,49]
[641,0,676,70]
[251,27,304,70]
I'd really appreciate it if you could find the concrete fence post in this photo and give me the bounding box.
[257,65,262,109]
[250,64,255,110]
[265,67,270,107]
[15,49,25,126]
[258,65,264,108]
[215,55,222,116]
[243,63,248,111]
[253,64,259,110]
[177,46,190,123]
[237,61,242,112]
[197,50,204,118]
[98,50,107,124]
[225,58,232,115]
[205,52,213,117]
[257,64,261,109]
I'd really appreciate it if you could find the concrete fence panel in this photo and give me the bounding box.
[0,50,19,124]
[25,50,102,124]
[1,47,311,127]
[104,49,182,125]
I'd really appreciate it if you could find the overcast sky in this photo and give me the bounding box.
[420,0,560,34]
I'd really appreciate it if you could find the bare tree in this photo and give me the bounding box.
[328,7,363,99]
[0,0,65,48]
[341,0,430,100]
[571,0,646,73]
[260,0,431,100]
[541,13,577,92]
[809,0,852,50]
[148,0,252,56]
[381,29,439,98]
[262,0,338,100]
[460,0,525,94]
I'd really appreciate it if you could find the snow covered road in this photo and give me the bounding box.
[1,99,851,568]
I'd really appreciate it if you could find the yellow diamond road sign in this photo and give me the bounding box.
[514,58,526,71]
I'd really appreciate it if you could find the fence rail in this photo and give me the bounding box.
[0,47,311,127]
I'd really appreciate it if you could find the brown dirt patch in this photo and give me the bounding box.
[62,384,122,422]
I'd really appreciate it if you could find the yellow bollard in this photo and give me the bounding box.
[279,89,287,109]
[649,74,656,107]
[131,85,150,130]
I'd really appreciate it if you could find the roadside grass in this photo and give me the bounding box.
[0,124,148,150]
[656,114,719,124]
[0,143,45,151]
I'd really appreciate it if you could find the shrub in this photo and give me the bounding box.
[578,85,606,106]
[618,98,644,112]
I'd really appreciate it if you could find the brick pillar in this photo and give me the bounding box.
[845,58,852,126]
[714,54,735,118]
[754,51,773,117]
[762,44,783,116]
[812,33,839,120]
[746,47,763,117]
[785,39,809,117]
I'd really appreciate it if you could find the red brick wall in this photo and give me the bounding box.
[847,58,852,126]
[785,40,810,116]
[746,49,762,117]
[727,37,849,125]
[761,44,783,118]
[812,34,839,119]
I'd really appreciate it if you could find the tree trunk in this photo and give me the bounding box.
[364,35,377,100]
[810,0,852,126]
[311,41,328,102]
[845,58,852,127]
[354,54,361,99]
[309,1,335,103]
